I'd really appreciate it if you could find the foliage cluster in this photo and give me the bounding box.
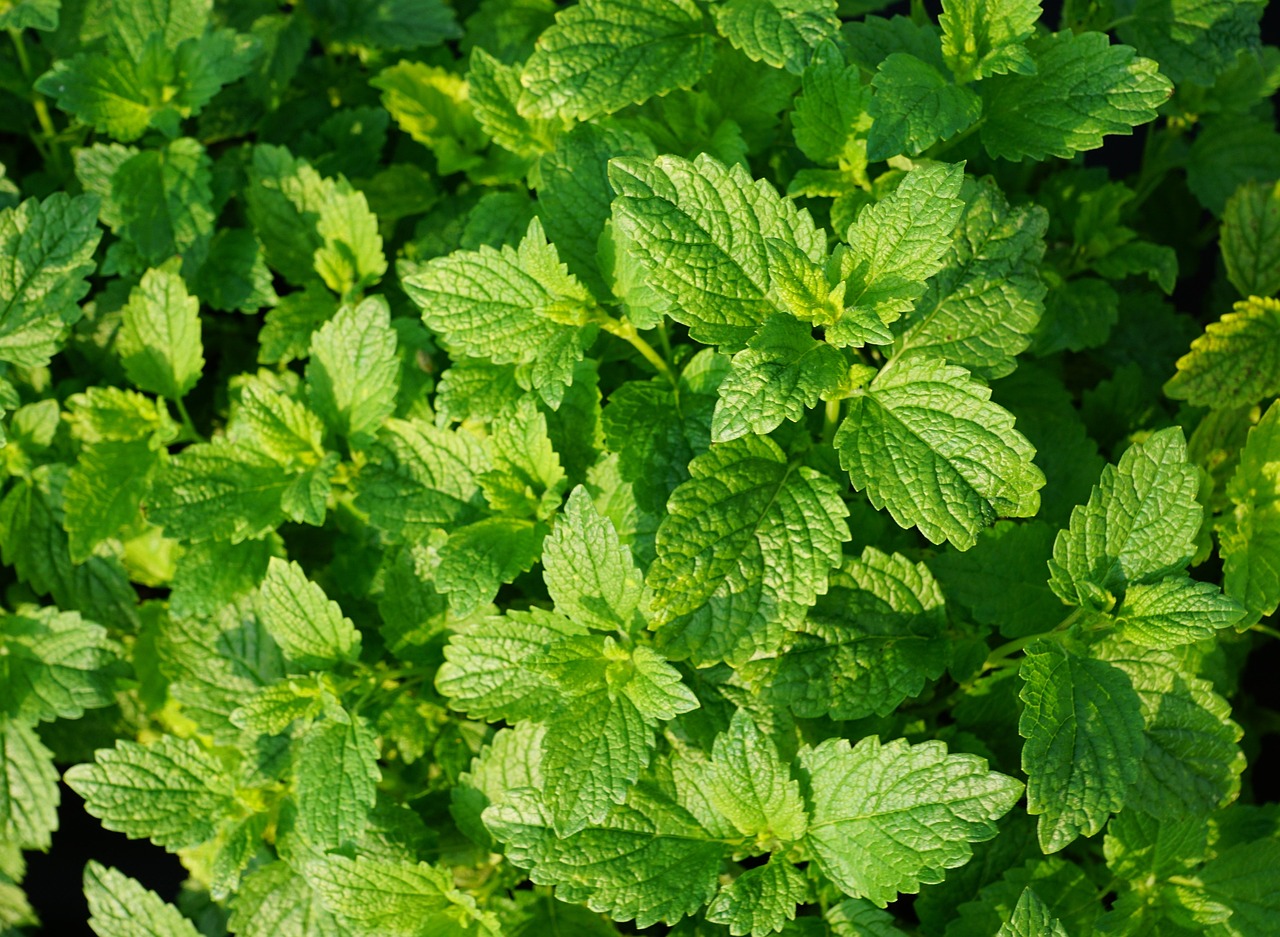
[0,0,1279,934]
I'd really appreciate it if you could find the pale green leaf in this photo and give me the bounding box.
[891,176,1048,379]
[835,354,1043,549]
[711,316,847,442]
[65,736,235,850]
[608,152,826,348]
[979,31,1172,162]
[801,736,1022,907]
[940,0,1039,82]
[307,855,499,937]
[118,264,204,400]
[372,62,487,176]
[706,857,808,936]
[1116,577,1245,649]
[84,861,201,937]
[707,710,806,843]
[64,440,163,563]
[1222,179,1280,299]
[0,193,101,369]
[229,861,343,937]
[293,712,380,849]
[1047,427,1201,606]
[0,718,58,851]
[1017,642,1145,852]
[712,0,839,74]
[478,398,566,519]
[435,517,544,613]
[146,442,294,544]
[255,558,360,671]
[1165,296,1280,409]
[0,606,120,724]
[867,54,982,160]
[519,0,716,121]
[647,433,848,665]
[772,547,950,720]
[306,295,399,442]
[543,486,643,630]
[485,787,723,928]
[834,163,966,341]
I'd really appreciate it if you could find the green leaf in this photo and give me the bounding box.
[479,397,566,519]
[1047,427,1201,607]
[372,62,488,177]
[1220,401,1280,624]
[978,31,1172,162]
[146,442,295,544]
[543,486,643,630]
[109,138,215,270]
[304,0,461,51]
[608,152,826,348]
[867,54,982,160]
[306,855,499,937]
[485,788,723,928]
[834,163,966,342]
[0,193,101,369]
[0,607,120,724]
[800,736,1022,907]
[117,264,204,400]
[772,547,951,720]
[435,517,544,613]
[65,736,235,850]
[229,862,343,937]
[519,0,716,121]
[84,861,201,937]
[712,0,839,74]
[1017,641,1145,852]
[436,608,586,722]
[354,419,489,544]
[792,41,871,167]
[255,558,360,672]
[1115,0,1264,86]
[1094,640,1244,821]
[1165,296,1280,409]
[1185,116,1280,215]
[1222,179,1280,299]
[1115,577,1245,649]
[293,712,380,850]
[835,354,1043,549]
[306,296,399,443]
[1172,835,1280,934]
[647,434,849,665]
[400,218,596,407]
[0,718,58,851]
[706,856,808,936]
[0,0,59,30]
[940,0,1039,82]
[246,145,385,292]
[192,228,278,314]
[63,440,163,563]
[707,710,806,843]
[891,176,1048,379]
[712,316,843,443]
[997,887,1068,937]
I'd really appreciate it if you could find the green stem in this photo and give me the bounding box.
[172,396,204,443]
[923,118,986,161]
[601,318,679,390]
[1251,623,1280,642]
[983,606,1089,670]
[7,28,65,178]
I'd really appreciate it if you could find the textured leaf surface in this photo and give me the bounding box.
[609,153,826,348]
[293,714,380,849]
[255,559,360,671]
[774,548,950,720]
[706,857,808,936]
[1047,428,1201,606]
[1220,401,1280,623]
[1164,297,1280,409]
[485,788,723,928]
[713,0,839,74]
[1018,642,1145,853]
[543,486,643,630]
[997,887,1068,937]
[519,0,715,120]
[306,296,399,442]
[940,0,1038,81]
[979,32,1172,162]
[0,607,120,724]
[867,54,981,160]
[707,710,806,842]
[0,718,58,851]
[1116,0,1264,86]
[65,737,234,850]
[646,433,848,665]
[1116,577,1244,649]
[835,354,1043,549]
[801,736,1023,906]
[84,862,201,937]
[118,265,204,400]
[1222,179,1280,299]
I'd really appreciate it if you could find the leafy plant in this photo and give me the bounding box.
[0,0,1278,934]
